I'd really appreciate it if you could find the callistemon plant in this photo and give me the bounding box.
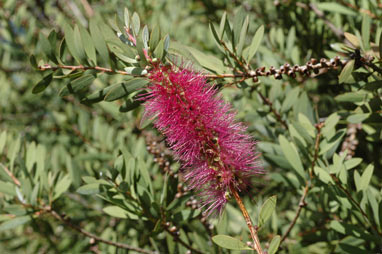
[141,63,262,216]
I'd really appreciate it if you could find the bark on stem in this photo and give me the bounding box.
[230,185,263,254]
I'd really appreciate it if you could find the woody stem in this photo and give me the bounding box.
[230,185,263,254]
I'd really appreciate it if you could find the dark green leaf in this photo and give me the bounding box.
[32,72,53,94]
[361,14,370,50]
[62,21,82,63]
[59,74,95,97]
[132,12,140,37]
[104,78,149,101]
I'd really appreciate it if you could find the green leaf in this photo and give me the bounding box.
[354,170,361,192]
[279,135,305,180]
[104,78,149,101]
[103,206,128,219]
[344,158,362,170]
[59,74,95,97]
[53,175,72,200]
[212,235,252,250]
[62,21,81,63]
[131,12,140,37]
[29,54,38,69]
[359,164,374,191]
[246,25,264,62]
[76,183,100,195]
[281,86,299,113]
[233,7,246,46]
[89,17,110,66]
[32,73,53,94]
[142,25,149,48]
[338,59,354,84]
[347,113,370,124]
[268,235,281,254]
[124,8,130,28]
[344,33,360,48]
[0,181,16,196]
[322,113,340,136]
[78,24,97,65]
[0,131,6,154]
[185,46,226,73]
[335,91,369,103]
[219,12,227,38]
[149,25,160,50]
[236,15,249,56]
[314,166,334,184]
[258,195,277,227]
[361,14,370,50]
[119,99,142,112]
[0,216,31,232]
[379,31,382,60]
[317,3,356,16]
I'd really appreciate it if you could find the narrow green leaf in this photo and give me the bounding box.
[131,12,140,37]
[317,3,357,16]
[268,235,281,254]
[344,158,362,170]
[0,216,30,232]
[59,74,95,97]
[258,195,277,227]
[219,12,227,38]
[76,183,100,195]
[32,73,53,94]
[53,175,72,200]
[314,166,334,184]
[124,8,130,28]
[119,99,142,112]
[153,38,164,60]
[236,15,249,56]
[78,24,97,65]
[142,25,149,48]
[103,206,128,218]
[354,170,361,192]
[361,14,370,50]
[104,79,149,102]
[62,21,81,63]
[149,25,160,50]
[212,235,252,250]
[347,113,370,124]
[338,59,355,84]
[29,54,37,69]
[279,135,305,180]
[335,91,369,103]
[89,17,110,66]
[359,164,374,191]
[233,7,246,46]
[0,131,6,154]
[73,25,86,62]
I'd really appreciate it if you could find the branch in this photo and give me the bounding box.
[38,64,145,77]
[331,175,382,236]
[230,185,263,254]
[257,91,289,130]
[205,57,347,80]
[0,163,21,186]
[45,208,156,254]
[280,122,324,244]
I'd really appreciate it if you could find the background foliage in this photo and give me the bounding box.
[1,0,382,253]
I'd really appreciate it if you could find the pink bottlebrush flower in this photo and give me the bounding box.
[142,64,262,216]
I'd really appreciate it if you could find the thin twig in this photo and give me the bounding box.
[280,122,324,244]
[46,208,156,254]
[230,185,263,254]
